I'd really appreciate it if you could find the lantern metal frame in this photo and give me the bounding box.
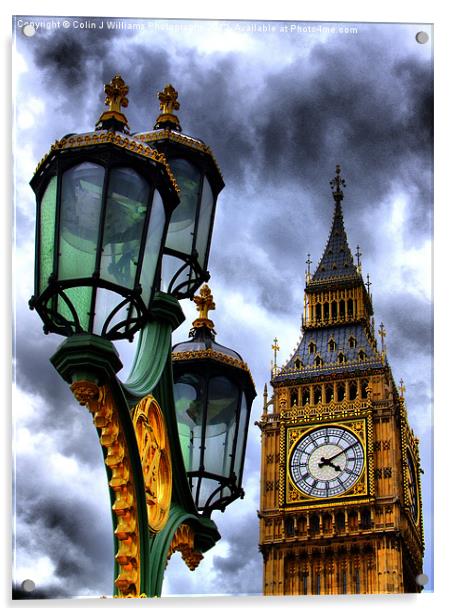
[173,358,255,516]
[29,137,180,340]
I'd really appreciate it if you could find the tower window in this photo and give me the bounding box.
[294,358,303,370]
[339,299,346,318]
[337,383,345,401]
[290,389,298,406]
[349,381,357,400]
[328,338,336,352]
[347,298,354,316]
[349,336,357,348]
[315,355,323,368]
[302,388,310,405]
[310,514,320,533]
[285,517,294,536]
[331,301,338,320]
[314,385,322,403]
[315,303,322,321]
[326,384,334,402]
[309,341,316,354]
[361,379,369,399]
[338,352,346,364]
[336,512,345,531]
[358,349,367,361]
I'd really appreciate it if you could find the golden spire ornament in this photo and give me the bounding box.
[154,84,182,131]
[96,74,130,133]
[191,284,216,331]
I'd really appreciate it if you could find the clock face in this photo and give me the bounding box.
[406,452,419,522]
[289,426,364,498]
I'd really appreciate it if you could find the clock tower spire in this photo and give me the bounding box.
[257,167,424,595]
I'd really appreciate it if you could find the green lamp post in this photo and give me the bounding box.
[28,75,254,598]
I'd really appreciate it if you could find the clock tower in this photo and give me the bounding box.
[257,166,424,595]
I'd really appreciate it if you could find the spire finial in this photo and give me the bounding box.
[329,164,346,202]
[399,378,406,398]
[355,245,362,272]
[305,253,312,282]
[191,284,216,331]
[96,74,130,133]
[378,322,387,359]
[272,337,280,372]
[365,273,372,295]
[154,84,182,131]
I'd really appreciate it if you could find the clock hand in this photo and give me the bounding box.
[318,457,341,471]
[325,442,356,463]
[318,442,357,470]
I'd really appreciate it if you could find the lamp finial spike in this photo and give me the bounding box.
[96,74,130,133]
[191,284,216,332]
[154,84,182,131]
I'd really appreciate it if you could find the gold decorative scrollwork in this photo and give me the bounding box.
[70,380,141,597]
[167,524,203,571]
[132,396,172,533]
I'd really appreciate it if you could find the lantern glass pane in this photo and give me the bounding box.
[165,158,202,255]
[233,393,249,482]
[59,162,105,281]
[92,287,131,337]
[174,374,204,473]
[195,178,214,270]
[204,376,239,477]
[56,286,92,332]
[100,167,150,290]
[140,189,166,307]
[38,176,57,295]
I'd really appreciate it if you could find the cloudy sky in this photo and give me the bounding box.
[12,9,434,602]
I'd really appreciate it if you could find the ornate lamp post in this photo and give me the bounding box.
[28,75,254,598]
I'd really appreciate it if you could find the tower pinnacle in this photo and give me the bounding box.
[329,164,346,202]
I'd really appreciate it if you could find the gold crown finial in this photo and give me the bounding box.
[329,164,346,202]
[105,74,129,113]
[154,84,182,131]
[96,74,130,133]
[192,284,216,330]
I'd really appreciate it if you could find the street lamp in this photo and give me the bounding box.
[172,284,257,515]
[134,84,224,299]
[29,75,180,340]
[26,75,254,599]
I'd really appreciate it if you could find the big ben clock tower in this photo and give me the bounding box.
[257,166,424,595]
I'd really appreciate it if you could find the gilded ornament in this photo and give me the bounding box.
[132,395,172,533]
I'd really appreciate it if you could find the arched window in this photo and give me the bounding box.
[338,352,346,364]
[361,508,372,529]
[328,338,336,352]
[310,514,320,533]
[290,389,298,406]
[285,517,294,536]
[302,388,310,405]
[326,384,334,402]
[314,385,322,404]
[331,301,338,320]
[315,303,322,321]
[324,302,330,320]
[315,355,323,368]
[361,379,369,399]
[349,336,357,348]
[339,299,346,318]
[336,511,345,531]
[294,358,303,370]
[337,382,346,401]
[347,298,354,316]
[309,341,317,354]
[358,349,367,361]
[298,515,307,533]
[323,513,332,532]
[348,511,358,531]
[349,381,357,400]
